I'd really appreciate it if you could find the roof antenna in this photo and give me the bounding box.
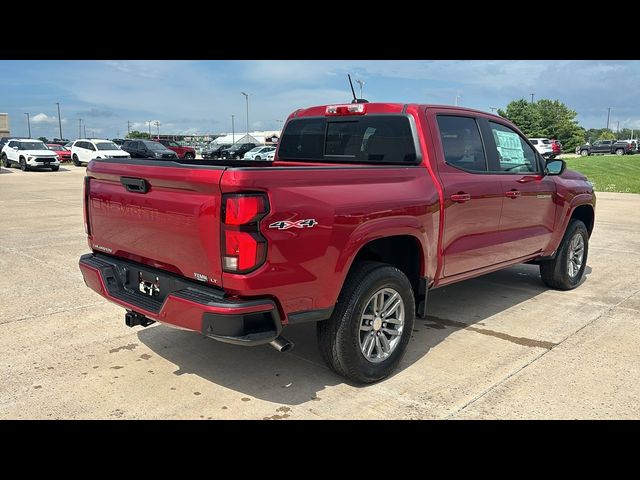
[348,74,368,104]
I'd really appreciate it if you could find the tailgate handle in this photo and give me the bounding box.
[120,177,149,194]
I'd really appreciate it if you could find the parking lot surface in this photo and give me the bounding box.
[1,164,639,419]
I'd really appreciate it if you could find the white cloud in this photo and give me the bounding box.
[31,113,58,124]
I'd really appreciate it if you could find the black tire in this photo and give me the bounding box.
[540,219,589,290]
[2,154,10,168]
[184,152,195,160]
[72,154,81,167]
[615,148,624,156]
[19,157,28,171]
[235,154,241,160]
[254,155,261,161]
[51,166,60,171]
[213,154,219,160]
[580,149,589,157]
[316,261,415,384]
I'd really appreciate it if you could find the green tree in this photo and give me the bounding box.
[38,136,49,143]
[599,130,616,140]
[498,98,585,153]
[127,130,150,139]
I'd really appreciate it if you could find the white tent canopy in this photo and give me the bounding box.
[212,131,280,146]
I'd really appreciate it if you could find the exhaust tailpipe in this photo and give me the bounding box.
[125,311,156,328]
[269,335,294,352]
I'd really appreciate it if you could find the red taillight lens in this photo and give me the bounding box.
[222,193,269,273]
[224,195,266,225]
[325,103,366,116]
[223,230,266,271]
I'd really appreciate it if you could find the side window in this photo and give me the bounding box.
[436,115,487,172]
[87,143,96,151]
[8,141,17,148]
[488,122,538,173]
[530,139,538,145]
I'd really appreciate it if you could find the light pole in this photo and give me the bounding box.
[241,92,249,142]
[147,121,152,137]
[355,79,365,99]
[55,102,63,139]
[154,121,160,138]
[231,115,235,144]
[24,113,31,138]
[490,106,498,113]
[606,107,612,130]
[530,93,535,103]
[455,94,462,106]
[127,121,131,137]
[79,119,82,138]
[83,124,87,138]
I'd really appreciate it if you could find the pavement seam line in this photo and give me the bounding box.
[0,302,105,325]
[443,286,640,419]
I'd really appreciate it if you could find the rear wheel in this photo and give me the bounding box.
[72,154,81,166]
[580,149,589,156]
[184,152,195,160]
[540,219,589,290]
[1,154,10,168]
[212,154,219,160]
[254,155,261,161]
[615,148,624,156]
[316,261,415,383]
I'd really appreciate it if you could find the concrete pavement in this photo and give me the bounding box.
[1,164,638,419]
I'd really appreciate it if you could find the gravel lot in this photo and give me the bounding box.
[1,164,639,419]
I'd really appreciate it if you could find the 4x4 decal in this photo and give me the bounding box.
[269,219,318,230]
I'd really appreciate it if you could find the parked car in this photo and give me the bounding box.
[71,139,130,166]
[47,143,72,162]
[577,139,634,156]
[529,138,556,159]
[79,101,595,383]
[1,138,60,171]
[549,139,562,156]
[242,146,276,160]
[111,138,126,146]
[221,142,259,160]
[64,141,75,150]
[155,139,196,159]
[50,138,69,146]
[121,140,179,160]
[202,143,232,160]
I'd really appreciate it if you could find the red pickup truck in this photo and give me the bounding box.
[79,102,595,383]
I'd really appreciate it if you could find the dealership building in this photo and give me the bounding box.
[0,113,9,137]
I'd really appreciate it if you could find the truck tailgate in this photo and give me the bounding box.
[86,160,226,287]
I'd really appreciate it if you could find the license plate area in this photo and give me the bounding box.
[137,270,160,297]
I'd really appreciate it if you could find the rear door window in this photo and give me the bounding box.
[436,115,487,172]
[278,115,417,164]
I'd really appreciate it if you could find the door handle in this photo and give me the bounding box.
[505,190,521,199]
[451,193,471,203]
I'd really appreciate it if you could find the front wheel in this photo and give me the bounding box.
[235,155,241,160]
[184,152,195,160]
[580,149,589,157]
[254,155,261,161]
[615,148,624,156]
[540,219,589,290]
[72,154,81,167]
[20,158,28,171]
[317,261,415,384]
[212,154,219,160]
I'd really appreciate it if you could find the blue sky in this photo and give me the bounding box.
[1,60,639,139]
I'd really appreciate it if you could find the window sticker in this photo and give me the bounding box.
[495,130,525,164]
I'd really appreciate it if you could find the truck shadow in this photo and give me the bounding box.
[137,262,592,406]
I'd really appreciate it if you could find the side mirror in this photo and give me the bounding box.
[545,159,566,176]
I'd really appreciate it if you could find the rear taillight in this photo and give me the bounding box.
[83,176,91,235]
[221,194,269,273]
[325,103,366,116]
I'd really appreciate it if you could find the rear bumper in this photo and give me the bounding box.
[79,253,282,345]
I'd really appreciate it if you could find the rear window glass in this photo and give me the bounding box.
[278,115,417,164]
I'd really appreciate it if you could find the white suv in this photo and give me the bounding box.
[71,139,130,166]
[529,138,554,159]
[1,138,60,171]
